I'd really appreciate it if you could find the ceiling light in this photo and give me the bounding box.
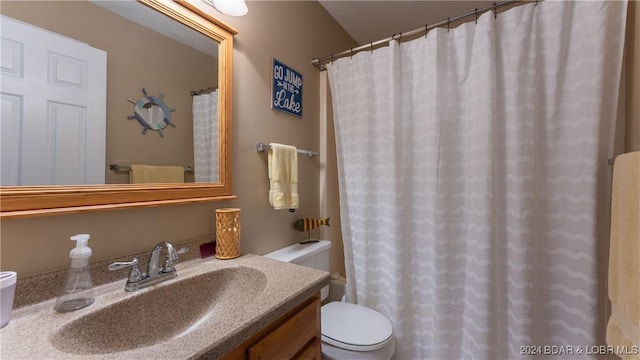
[202,0,248,16]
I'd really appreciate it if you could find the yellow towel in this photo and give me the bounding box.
[129,164,185,184]
[268,143,299,210]
[607,319,640,360]
[607,151,640,353]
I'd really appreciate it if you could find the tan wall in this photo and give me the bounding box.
[210,1,355,276]
[1,1,217,184]
[627,1,640,152]
[0,1,355,277]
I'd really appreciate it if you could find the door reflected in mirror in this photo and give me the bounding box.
[0,0,220,185]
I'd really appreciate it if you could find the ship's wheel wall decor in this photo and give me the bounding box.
[127,88,176,137]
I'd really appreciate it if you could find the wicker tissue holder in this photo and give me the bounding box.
[215,208,241,259]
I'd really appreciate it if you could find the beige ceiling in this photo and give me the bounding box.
[318,1,496,45]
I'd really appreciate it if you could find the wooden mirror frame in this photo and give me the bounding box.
[0,0,237,219]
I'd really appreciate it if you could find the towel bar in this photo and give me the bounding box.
[109,164,193,174]
[256,143,319,158]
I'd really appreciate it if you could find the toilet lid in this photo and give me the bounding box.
[321,302,393,352]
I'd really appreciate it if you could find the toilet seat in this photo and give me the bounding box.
[321,302,393,352]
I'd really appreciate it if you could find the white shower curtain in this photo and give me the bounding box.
[327,2,626,359]
[192,91,219,182]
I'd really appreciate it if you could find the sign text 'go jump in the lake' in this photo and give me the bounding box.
[272,58,302,117]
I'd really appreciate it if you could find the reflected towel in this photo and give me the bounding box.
[607,151,640,353]
[130,164,184,184]
[268,143,298,210]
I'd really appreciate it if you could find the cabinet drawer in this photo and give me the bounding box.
[248,297,320,360]
[293,338,321,360]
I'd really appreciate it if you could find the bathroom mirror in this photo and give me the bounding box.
[0,0,237,218]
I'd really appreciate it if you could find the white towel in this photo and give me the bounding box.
[268,143,299,210]
[607,151,640,356]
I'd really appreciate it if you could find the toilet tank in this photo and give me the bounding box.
[264,240,331,301]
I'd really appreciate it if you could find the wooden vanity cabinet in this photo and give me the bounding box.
[221,293,322,360]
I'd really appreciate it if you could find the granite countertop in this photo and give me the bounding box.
[0,254,330,359]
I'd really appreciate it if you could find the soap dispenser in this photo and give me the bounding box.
[54,234,95,312]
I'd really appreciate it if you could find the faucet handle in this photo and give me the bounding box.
[108,258,143,283]
[161,246,189,273]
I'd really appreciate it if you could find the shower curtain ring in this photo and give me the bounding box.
[370,42,374,53]
[350,48,354,59]
[493,2,498,19]
[534,0,539,6]
[330,54,334,63]
[425,24,428,38]
[475,8,479,24]
[447,17,451,32]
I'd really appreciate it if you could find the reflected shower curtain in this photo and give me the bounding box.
[192,90,219,182]
[327,2,626,359]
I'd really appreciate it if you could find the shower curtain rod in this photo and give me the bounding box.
[311,0,529,69]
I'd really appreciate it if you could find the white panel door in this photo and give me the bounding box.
[1,15,106,185]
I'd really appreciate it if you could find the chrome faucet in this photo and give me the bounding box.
[108,242,189,292]
[147,241,178,278]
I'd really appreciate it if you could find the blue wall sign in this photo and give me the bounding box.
[272,58,302,117]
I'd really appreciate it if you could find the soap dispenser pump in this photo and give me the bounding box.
[54,234,95,312]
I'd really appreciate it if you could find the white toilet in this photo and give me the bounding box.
[264,240,395,360]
